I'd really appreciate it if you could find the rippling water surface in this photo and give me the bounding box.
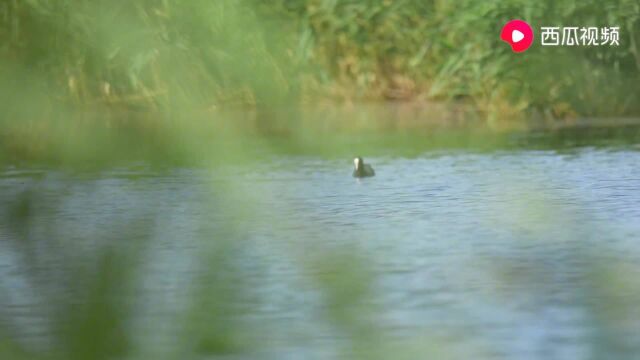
[2,147,640,359]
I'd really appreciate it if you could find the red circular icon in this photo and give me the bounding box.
[501,20,534,53]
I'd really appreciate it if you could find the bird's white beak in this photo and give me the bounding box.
[354,158,360,168]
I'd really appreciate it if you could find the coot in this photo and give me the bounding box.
[353,157,375,177]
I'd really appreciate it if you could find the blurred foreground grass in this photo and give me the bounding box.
[3,161,640,359]
[2,1,640,359]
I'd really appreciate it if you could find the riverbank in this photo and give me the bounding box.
[1,0,639,131]
[2,104,640,168]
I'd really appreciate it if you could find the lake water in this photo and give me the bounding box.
[2,146,640,359]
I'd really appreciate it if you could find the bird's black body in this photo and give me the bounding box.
[353,157,375,177]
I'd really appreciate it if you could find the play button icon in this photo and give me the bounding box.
[512,30,524,43]
[501,20,534,52]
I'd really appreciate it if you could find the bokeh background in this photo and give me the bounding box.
[1,1,640,359]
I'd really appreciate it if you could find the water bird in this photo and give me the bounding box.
[353,157,375,178]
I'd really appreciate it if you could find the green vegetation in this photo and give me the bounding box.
[283,0,640,121]
[1,0,639,133]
